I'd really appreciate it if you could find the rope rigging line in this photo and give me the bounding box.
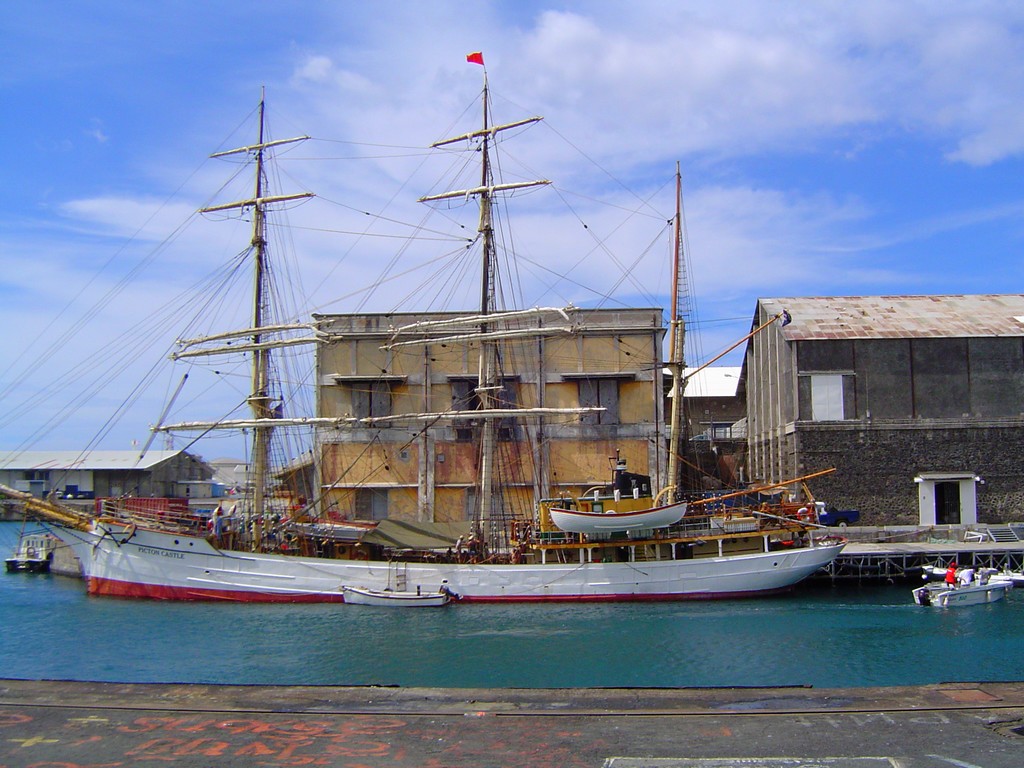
[537,119,671,221]
[301,197,473,242]
[0,248,254,454]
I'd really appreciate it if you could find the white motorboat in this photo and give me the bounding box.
[998,569,1024,587]
[342,584,454,607]
[921,563,1024,588]
[912,569,1013,607]
[5,533,57,573]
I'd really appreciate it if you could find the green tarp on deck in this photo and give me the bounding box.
[359,519,474,551]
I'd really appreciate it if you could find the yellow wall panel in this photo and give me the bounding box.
[322,442,419,486]
[434,487,468,523]
[434,442,480,485]
[620,380,656,423]
[387,487,420,520]
[548,439,650,489]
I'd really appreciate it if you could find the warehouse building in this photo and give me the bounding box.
[743,294,1024,525]
[0,449,213,500]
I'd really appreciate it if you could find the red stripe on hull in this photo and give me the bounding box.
[88,576,793,603]
[87,577,346,603]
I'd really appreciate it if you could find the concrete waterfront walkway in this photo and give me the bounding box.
[1,679,1023,767]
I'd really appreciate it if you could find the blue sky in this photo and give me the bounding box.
[3,1,1024,455]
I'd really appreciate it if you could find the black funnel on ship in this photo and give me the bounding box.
[612,457,651,497]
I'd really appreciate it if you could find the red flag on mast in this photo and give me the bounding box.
[466,51,485,66]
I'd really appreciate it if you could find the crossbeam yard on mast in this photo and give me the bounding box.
[201,192,314,215]
[429,116,542,148]
[171,336,318,360]
[383,325,575,351]
[173,323,319,359]
[385,307,576,337]
[154,406,605,433]
[209,135,310,158]
[418,179,549,204]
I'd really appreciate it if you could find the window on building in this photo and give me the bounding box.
[451,379,477,411]
[710,422,735,439]
[451,379,477,442]
[798,372,855,421]
[350,380,392,419]
[354,488,388,520]
[810,374,845,421]
[578,377,621,425]
[450,378,519,441]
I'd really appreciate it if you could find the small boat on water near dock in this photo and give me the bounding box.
[5,533,57,573]
[342,584,456,607]
[912,568,1013,607]
[921,563,1024,588]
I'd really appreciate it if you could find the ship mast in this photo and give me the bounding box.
[475,77,499,538]
[666,162,687,496]
[200,90,312,548]
[418,72,548,537]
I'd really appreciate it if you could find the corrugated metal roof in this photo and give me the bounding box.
[0,450,186,471]
[759,295,1024,340]
[683,366,742,398]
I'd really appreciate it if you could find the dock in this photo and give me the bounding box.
[1,678,1022,767]
[828,540,1024,579]
[822,524,1024,580]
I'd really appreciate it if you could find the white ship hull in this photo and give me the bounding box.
[52,522,844,603]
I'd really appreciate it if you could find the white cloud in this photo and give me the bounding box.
[292,54,376,94]
[294,54,335,84]
[86,118,109,143]
[6,0,1024,450]
[60,197,199,241]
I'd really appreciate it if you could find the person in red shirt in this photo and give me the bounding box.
[945,563,958,589]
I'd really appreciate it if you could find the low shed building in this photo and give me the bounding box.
[0,449,212,500]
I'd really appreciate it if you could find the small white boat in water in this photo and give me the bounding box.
[921,563,1024,588]
[548,500,687,534]
[912,568,1013,607]
[998,569,1024,587]
[5,533,57,573]
[342,584,456,607]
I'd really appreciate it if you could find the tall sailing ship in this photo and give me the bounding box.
[1,72,844,602]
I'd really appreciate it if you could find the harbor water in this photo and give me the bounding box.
[3,522,1023,689]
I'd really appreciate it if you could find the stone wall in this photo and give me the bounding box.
[795,422,1024,525]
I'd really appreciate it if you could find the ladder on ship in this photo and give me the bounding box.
[388,561,408,591]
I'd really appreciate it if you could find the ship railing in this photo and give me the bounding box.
[665,516,717,537]
[527,513,778,546]
[534,530,581,546]
[531,513,823,548]
[97,499,205,533]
